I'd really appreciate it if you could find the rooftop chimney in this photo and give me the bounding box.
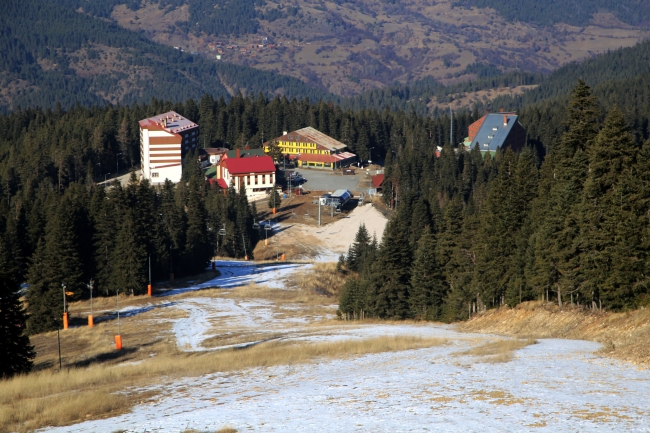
[503,115,508,126]
[236,148,241,158]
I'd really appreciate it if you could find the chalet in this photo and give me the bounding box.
[139,111,199,184]
[463,111,526,155]
[214,149,276,200]
[371,174,384,193]
[264,126,357,170]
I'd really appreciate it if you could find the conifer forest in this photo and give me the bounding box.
[0,73,650,379]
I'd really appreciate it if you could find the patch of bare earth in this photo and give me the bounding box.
[459,301,650,368]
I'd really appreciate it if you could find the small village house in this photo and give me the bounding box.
[463,110,526,155]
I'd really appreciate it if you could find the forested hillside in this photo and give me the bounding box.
[339,81,650,322]
[456,0,650,27]
[0,0,333,113]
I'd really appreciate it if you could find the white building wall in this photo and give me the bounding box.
[141,128,182,184]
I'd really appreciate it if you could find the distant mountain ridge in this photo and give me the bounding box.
[0,0,334,113]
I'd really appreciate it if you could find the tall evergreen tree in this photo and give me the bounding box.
[409,225,445,320]
[0,239,34,378]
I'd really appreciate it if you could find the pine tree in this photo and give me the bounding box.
[579,107,640,309]
[366,218,412,319]
[0,239,34,378]
[409,226,445,320]
[346,223,371,273]
[268,187,282,210]
[111,211,148,296]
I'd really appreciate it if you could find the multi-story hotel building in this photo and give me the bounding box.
[264,126,356,170]
[139,111,200,183]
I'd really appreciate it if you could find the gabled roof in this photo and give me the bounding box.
[225,148,266,159]
[223,155,276,174]
[465,113,519,153]
[372,174,385,188]
[266,127,347,152]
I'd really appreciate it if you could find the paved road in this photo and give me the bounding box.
[289,168,369,193]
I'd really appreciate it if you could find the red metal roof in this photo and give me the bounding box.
[223,155,276,174]
[216,178,229,189]
[372,174,385,188]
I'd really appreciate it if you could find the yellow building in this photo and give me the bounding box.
[264,126,356,170]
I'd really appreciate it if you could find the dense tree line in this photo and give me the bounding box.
[339,81,650,322]
[17,164,258,335]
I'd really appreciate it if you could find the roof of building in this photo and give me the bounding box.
[225,148,266,159]
[201,147,229,155]
[297,151,356,164]
[464,113,519,153]
[266,127,347,152]
[223,155,276,174]
[372,174,385,188]
[216,178,229,189]
[205,166,217,179]
[138,111,198,134]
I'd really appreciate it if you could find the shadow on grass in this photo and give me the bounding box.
[69,347,139,368]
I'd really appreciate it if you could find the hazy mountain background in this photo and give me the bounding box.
[2,0,650,113]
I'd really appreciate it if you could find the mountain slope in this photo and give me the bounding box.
[0,0,334,112]
[106,0,650,96]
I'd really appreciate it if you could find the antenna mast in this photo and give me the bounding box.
[449,105,453,146]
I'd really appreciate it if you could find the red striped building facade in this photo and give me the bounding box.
[139,111,199,184]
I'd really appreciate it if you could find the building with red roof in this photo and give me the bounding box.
[215,149,277,200]
[371,174,385,192]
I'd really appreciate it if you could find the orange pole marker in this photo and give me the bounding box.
[265,239,268,246]
[63,312,69,330]
[88,315,94,328]
[245,255,249,261]
[281,253,285,261]
[272,207,276,214]
[147,284,152,297]
[115,335,123,350]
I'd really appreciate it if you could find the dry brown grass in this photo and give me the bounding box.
[460,302,650,367]
[0,336,444,432]
[285,262,347,297]
[456,338,536,363]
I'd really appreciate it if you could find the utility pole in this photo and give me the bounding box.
[318,197,321,227]
[62,283,68,330]
[116,153,122,179]
[88,279,94,327]
[148,254,152,296]
[450,105,453,146]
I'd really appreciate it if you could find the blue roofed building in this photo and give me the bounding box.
[463,111,526,155]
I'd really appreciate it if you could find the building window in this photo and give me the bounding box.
[247,175,250,185]
[255,175,258,185]
[152,172,159,178]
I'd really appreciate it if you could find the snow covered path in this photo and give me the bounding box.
[162,260,313,297]
[45,329,650,433]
